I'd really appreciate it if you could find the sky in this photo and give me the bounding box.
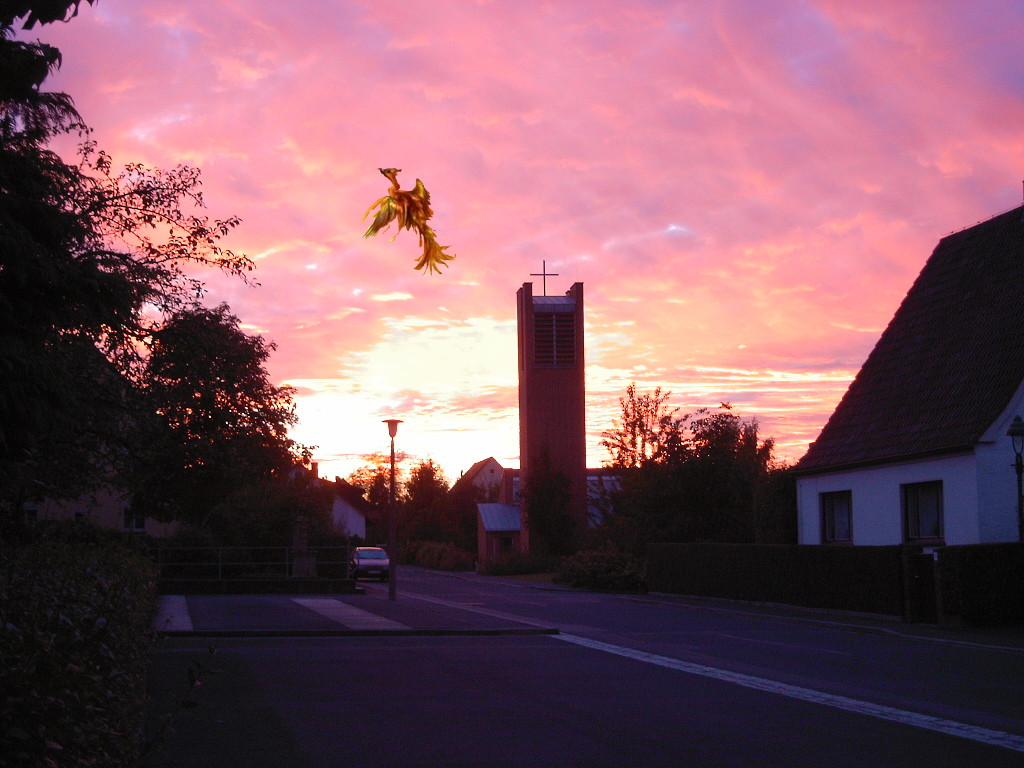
[23,0,1024,483]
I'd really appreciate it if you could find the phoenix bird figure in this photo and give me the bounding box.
[362,168,455,274]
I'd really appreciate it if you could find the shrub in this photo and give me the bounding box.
[479,551,556,576]
[555,548,646,592]
[1,531,157,767]
[403,540,474,571]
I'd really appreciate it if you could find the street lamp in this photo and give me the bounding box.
[1007,415,1024,542]
[383,419,402,600]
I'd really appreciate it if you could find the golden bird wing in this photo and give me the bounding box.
[412,178,431,207]
[362,195,400,238]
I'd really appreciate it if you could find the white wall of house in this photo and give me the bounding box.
[331,498,367,539]
[974,385,1024,543]
[28,487,178,537]
[797,439,1021,546]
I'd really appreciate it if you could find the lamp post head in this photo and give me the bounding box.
[383,419,403,438]
[1008,416,1024,456]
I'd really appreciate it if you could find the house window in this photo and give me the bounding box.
[534,311,575,366]
[123,507,146,532]
[820,490,852,543]
[902,481,943,542]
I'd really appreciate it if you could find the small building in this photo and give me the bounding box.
[795,205,1024,547]
[473,460,619,568]
[330,477,369,540]
[477,502,523,565]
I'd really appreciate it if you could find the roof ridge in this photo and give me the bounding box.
[939,203,1024,239]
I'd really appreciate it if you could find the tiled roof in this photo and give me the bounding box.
[796,205,1024,474]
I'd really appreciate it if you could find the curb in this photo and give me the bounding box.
[156,627,561,638]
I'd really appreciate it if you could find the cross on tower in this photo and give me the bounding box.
[530,260,559,296]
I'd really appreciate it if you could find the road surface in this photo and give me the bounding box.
[144,567,1024,767]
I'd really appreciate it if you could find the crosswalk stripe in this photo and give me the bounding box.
[155,595,193,631]
[292,598,409,630]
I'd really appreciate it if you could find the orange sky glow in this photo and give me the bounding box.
[26,0,1024,483]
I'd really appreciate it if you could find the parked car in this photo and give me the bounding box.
[349,547,390,581]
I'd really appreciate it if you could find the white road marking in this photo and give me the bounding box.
[292,598,409,630]
[155,595,193,631]
[375,585,1024,751]
[557,633,1024,753]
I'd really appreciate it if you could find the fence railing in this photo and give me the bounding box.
[154,546,352,581]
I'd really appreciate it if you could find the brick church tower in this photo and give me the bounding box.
[517,277,586,552]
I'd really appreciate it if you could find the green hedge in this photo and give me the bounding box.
[938,543,1024,626]
[647,543,906,616]
[1,535,157,767]
[555,549,646,592]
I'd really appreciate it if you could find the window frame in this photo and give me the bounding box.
[820,490,853,544]
[901,480,944,543]
[123,507,146,532]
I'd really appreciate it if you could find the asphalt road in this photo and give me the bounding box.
[144,568,1024,767]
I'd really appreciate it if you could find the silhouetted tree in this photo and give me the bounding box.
[1,3,253,512]
[523,453,576,557]
[601,383,686,468]
[400,458,451,543]
[600,385,793,555]
[130,304,301,524]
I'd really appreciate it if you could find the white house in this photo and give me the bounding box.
[24,486,179,537]
[795,205,1024,547]
[329,477,369,540]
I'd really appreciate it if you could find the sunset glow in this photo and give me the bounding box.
[27,0,1024,481]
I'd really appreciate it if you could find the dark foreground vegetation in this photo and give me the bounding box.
[1,522,157,767]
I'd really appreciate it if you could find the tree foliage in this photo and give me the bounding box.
[0,5,264,515]
[131,304,302,524]
[600,383,686,468]
[523,452,577,557]
[600,384,795,555]
[400,458,451,543]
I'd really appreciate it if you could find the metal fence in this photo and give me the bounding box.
[153,546,352,581]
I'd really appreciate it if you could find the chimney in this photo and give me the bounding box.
[311,461,319,478]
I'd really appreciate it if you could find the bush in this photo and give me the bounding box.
[478,551,556,576]
[1,531,157,767]
[555,548,646,592]
[403,540,474,571]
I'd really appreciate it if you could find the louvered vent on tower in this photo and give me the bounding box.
[534,311,575,366]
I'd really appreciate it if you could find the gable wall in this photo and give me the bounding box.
[974,381,1024,542]
[331,498,367,539]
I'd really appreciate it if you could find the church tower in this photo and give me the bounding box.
[517,277,586,552]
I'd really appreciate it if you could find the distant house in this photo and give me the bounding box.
[24,486,178,538]
[329,477,369,540]
[450,457,504,502]
[794,205,1024,547]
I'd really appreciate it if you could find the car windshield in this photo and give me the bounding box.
[358,549,387,560]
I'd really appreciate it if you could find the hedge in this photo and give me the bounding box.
[937,543,1024,626]
[1,534,157,767]
[555,549,646,592]
[647,543,906,616]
